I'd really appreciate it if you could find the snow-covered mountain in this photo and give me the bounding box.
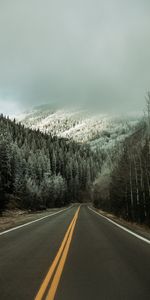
[16,105,140,149]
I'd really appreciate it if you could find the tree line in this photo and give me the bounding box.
[0,114,102,212]
[93,95,150,226]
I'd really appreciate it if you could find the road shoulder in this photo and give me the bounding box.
[89,205,150,242]
[0,206,72,233]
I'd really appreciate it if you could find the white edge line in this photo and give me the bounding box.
[0,205,73,236]
[88,206,150,245]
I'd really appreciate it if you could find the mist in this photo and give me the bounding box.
[0,0,150,115]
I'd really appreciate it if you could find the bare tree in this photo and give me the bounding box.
[145,91,150,137]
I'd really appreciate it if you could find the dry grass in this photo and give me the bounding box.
[0,208,59,232]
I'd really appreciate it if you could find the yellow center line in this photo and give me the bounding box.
[46,207,80,300]
[35,206,80,300]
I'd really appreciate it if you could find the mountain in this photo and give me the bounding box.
[16,105,140,149]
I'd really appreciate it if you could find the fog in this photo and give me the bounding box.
[0,0,150,114]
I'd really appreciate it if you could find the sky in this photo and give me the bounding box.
[0,0,150,115]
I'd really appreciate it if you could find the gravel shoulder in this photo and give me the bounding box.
[93,207,150,241]
[0,208,66,233]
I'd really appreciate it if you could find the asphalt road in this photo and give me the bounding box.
[0,204,150,300]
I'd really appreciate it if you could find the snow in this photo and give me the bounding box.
[15,106,140,150]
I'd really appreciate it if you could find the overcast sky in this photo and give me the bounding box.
[0,0,150,115]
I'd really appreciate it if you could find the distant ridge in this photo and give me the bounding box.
[16,106,140,149]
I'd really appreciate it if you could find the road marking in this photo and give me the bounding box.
[35,206,80,300]
[0,206,73,236]
[88,206,150,245]
[46,208,79,300]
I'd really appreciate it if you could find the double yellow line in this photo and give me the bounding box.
[35,206,80,300]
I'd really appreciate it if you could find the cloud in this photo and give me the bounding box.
[0,0,150,114]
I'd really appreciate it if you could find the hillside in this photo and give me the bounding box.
[93,117,150,225]
[16,105,139,149]
[0,114,102,211]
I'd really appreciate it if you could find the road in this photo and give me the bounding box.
[0,204,150,300]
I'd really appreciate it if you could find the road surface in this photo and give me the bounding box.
[0,204,150,300]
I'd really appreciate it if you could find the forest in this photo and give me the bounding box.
[0,114,102,212]
[1,97,150,227]
[93,96,150,226]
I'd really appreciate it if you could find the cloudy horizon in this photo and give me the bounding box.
[0,0,150,115]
